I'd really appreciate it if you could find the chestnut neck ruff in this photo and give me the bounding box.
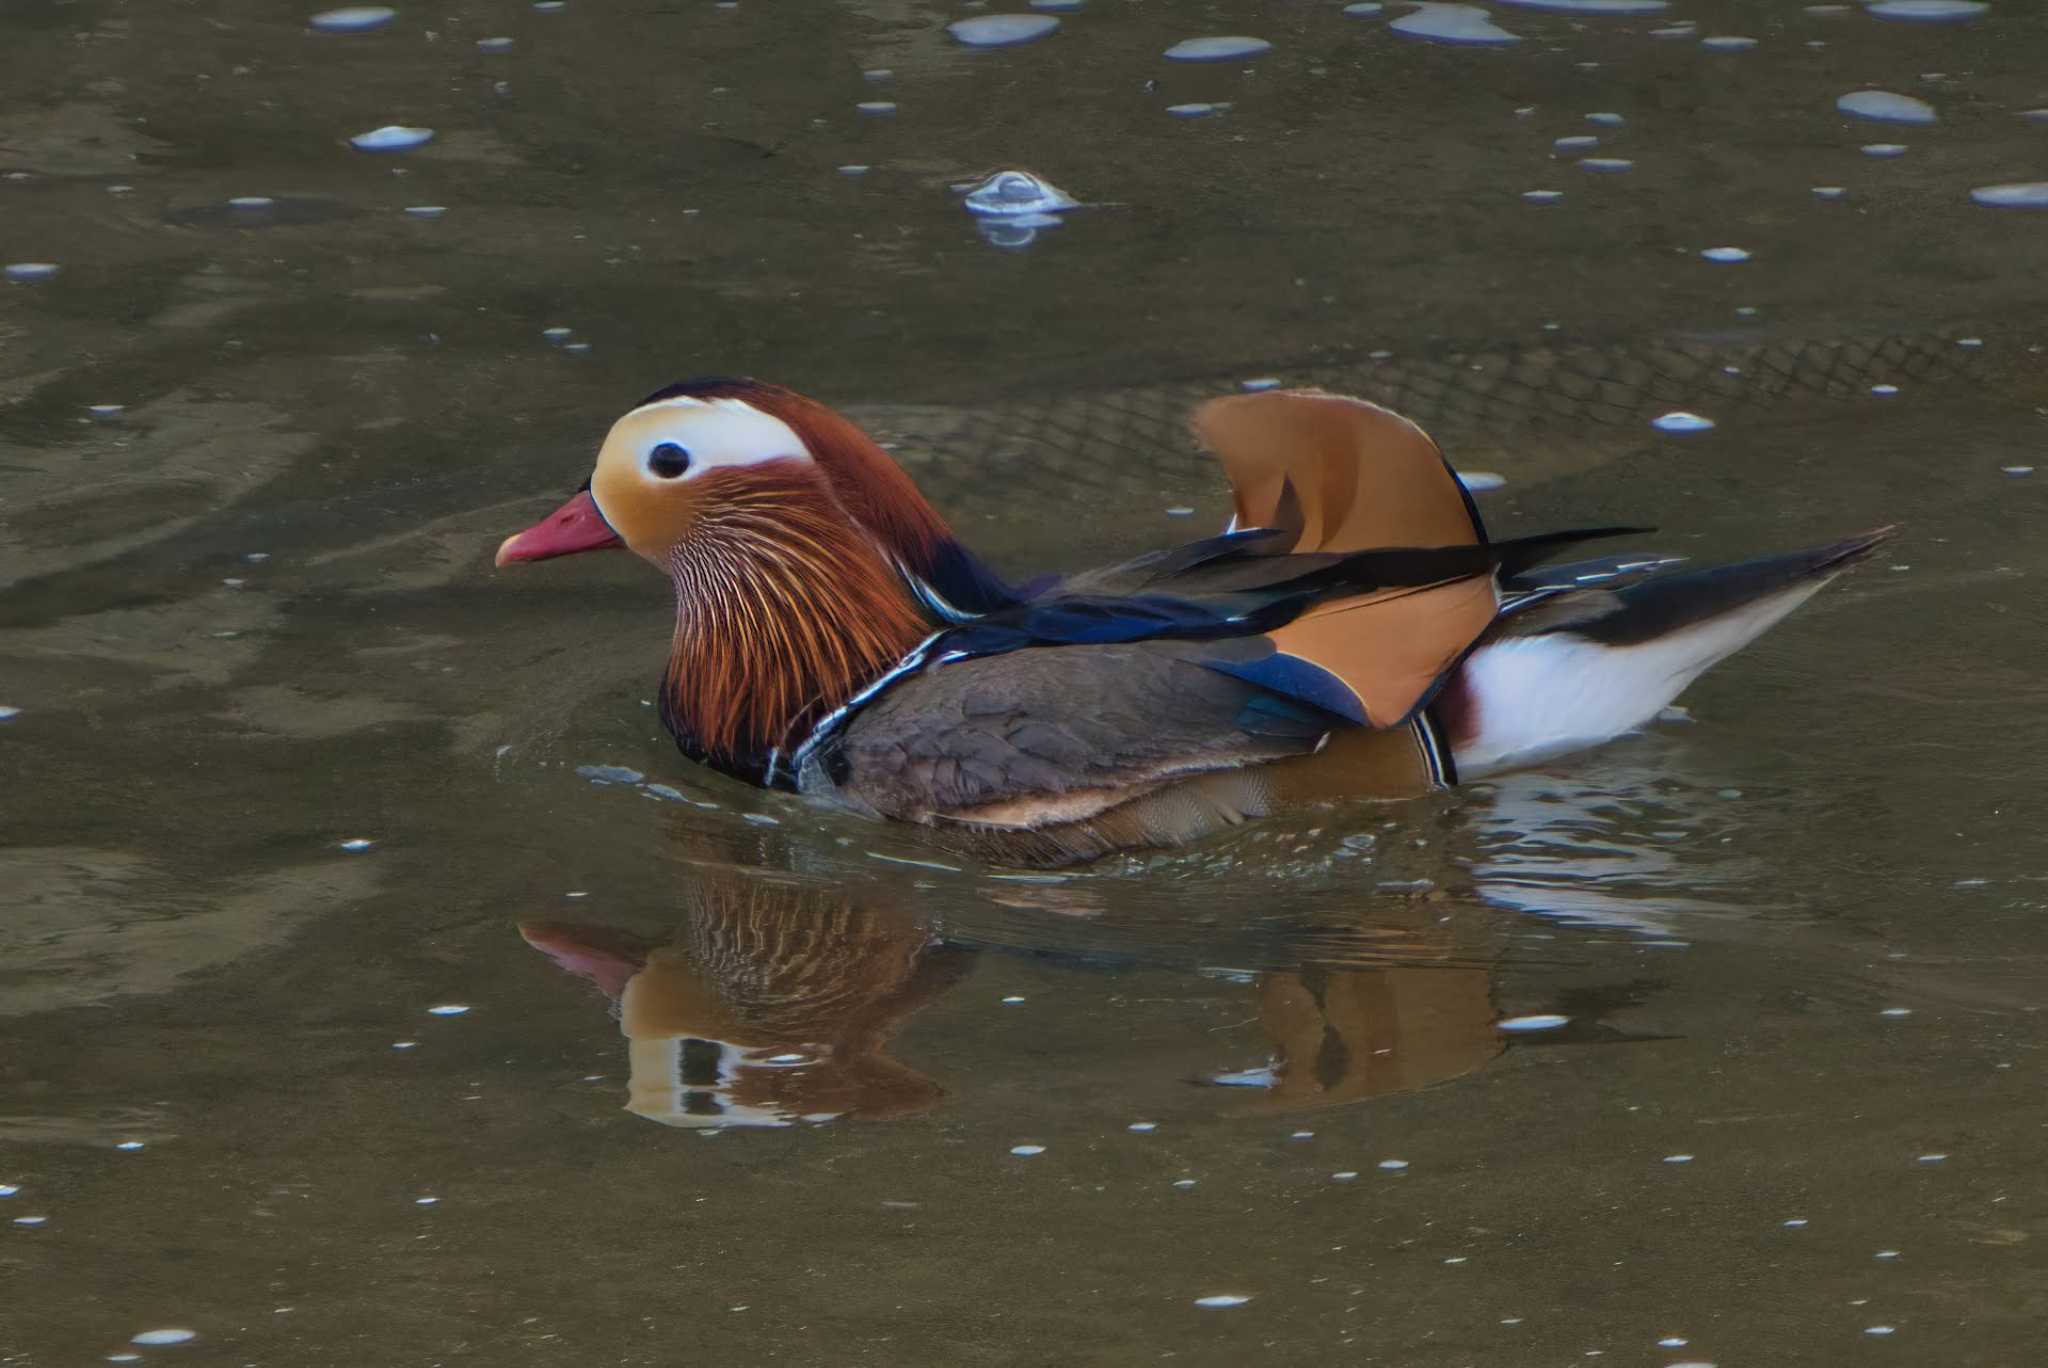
[656,469,946,785]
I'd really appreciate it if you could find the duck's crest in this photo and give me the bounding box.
[640,376,1013,615]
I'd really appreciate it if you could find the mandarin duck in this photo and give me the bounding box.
[497,378,1890,866]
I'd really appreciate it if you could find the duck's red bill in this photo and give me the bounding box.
[495,488,622,567]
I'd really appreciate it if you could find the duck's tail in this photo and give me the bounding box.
[1436,528,1897,779]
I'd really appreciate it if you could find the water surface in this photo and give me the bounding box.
[4,1,2047,1364]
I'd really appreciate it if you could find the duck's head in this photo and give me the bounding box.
[495,377,955,572]
[496,379,1003,772]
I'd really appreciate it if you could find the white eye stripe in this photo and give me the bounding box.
[603,397,811,485]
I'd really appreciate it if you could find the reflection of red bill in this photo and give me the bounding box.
[495,489,622,567]
[518,921,647,1000]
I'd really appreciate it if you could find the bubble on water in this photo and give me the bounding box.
[2002,465,2035,476]
[1875,1249,1901,1259]
[0,1184,17,1196]
[1240,376,1282,391]
[1378,1158,1410,1170]
[1581,158,1633,173]
[856,101,897,116]
[1458,471,1506,492]
[311,7,397,32]
[1163,36,1273,62]
[477,35,514,51]
[392,1041,418,1050]
[1555,136,1600,153]
[1862,143,1909,158]
[962,169,1079,217]
[1523,189,1564,203]
[1658,1338,1690,1348]
[1783,1217,1809,1227]
[1813,185,1847,199]
[415,1195,439,1205]
[1838,90,1937,124]
[338,837,376,852]
[1207,1066,1276,1087]
[1700,35,1756,50]
[1195,1294,1251,1308]
[838,164,870,176]
[534,1,566,9]
[1444,1256,1469,1264]
[350,125,435,152]
[1586,112,1625,126]
[1971,183,2048,209]
[13,1215,47,1226]
[0,707,20,722]
[1001,995,1027,1004]
[130,1330,197,1346]
[1390,4,1521,44]
[1650,24,1696,37]
[5,262,60,282]
[403,205,446,218]
[1332,1171,1360,1181]
[107,1357,143,1364]
[1865,1325,1897,1335]
[1128,1122,1158,1132]
[948,15,1061,47]
[742,812,781,827]
[1917,1153,1948,1162]
[1172,1178,1198,1189]
[1010,1144,1046,1156]
[1167,103,1227,118]
[1343,1,1386,12]
[1663,1153,1695,1164]
[1868,0,1986,19]
[1032,0,1085,9]
[227,195,276,210]
[1289,1130,1315,1140]
[115,1141,146,1151]
[542,326,573,343]
[1871,384,1899,396]
[864,68,892,81]
[427,1004,471,1016]
[1498,1013,1569,1032]
[1700,247,1750,262]
[577,764,645,784]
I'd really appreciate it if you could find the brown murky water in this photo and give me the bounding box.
[5,1,2048,1364]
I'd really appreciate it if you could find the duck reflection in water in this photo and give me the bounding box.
[524,855,1527,1128]
[1208,959,1501,1112]
[522,877,974,1128]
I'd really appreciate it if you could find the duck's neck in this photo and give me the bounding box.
[660,495,936,783]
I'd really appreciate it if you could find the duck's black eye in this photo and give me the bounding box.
[647,442,692,479]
